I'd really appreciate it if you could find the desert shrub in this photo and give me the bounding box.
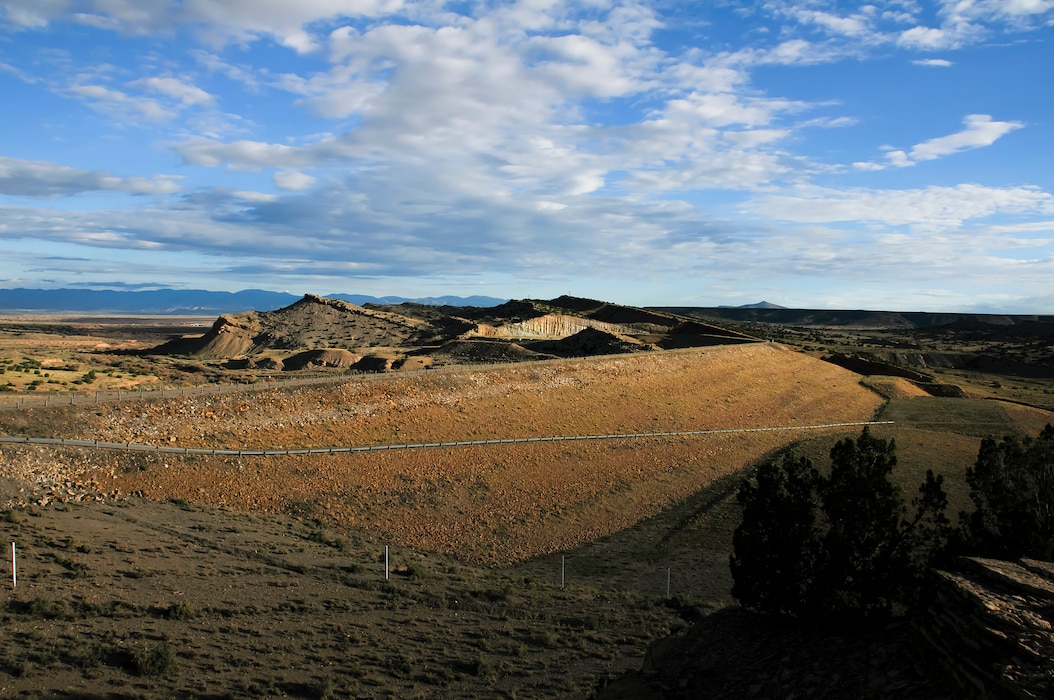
[166,600,197,620]
[959,424,1054,559]
[28,597,68,620]
[306,527,347,551]
[312,674,338,699]
[731,428,949,618]
[472,654,496,679]
[60,558,91,579]
[132,639,174,676]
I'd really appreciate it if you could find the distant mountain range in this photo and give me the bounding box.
[0,288,508,315]
[730,301,787,310]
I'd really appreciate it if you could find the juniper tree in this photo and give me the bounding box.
[731,428,949,618]
[961,424,1054,560]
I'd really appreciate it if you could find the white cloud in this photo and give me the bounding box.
[947,0,1054,22]
[660,92,791,129]
[273,170,317,191]
[751,39,842,66]
[0,60,38,83]
[67,83,175,120]
[912,58,954,67]
[190,50,262,91]
[128,76,213,105]
[789,8,873,37]
[854,114,1023,170]
[2,0,406,50]
[0,0,71,28]
[800,116,859,129]
[177,138,328,170]
[0,156,182,197]
[909,114,1023,162]
[752,184,1054,230]
[897,0,1054,50]
[897,25,959,49]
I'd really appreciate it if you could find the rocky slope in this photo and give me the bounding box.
[146,295,757,371]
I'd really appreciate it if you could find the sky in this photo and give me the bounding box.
[0,1,1052,312]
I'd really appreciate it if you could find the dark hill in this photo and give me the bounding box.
[657,307,1054,330]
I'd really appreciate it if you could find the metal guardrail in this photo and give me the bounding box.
[0,421,894,458]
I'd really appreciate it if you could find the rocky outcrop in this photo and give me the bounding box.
[472,313,627,339]
[915,557,1054,699]
[151,312,260,359]
[144,294,758,371]
[524,327,650,357]
[147,294,426,362]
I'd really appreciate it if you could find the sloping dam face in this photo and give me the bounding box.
[20,343,885,564]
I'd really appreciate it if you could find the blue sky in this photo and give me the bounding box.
[0,1,1052,311]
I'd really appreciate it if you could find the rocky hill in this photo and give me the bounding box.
[147,294,758,371]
